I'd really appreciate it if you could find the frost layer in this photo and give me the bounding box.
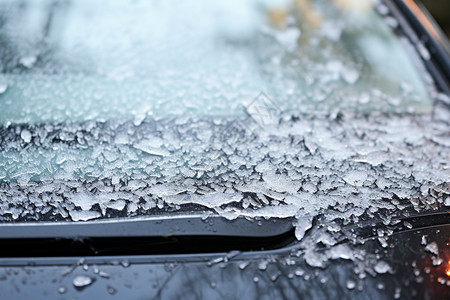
[0,107,448,225]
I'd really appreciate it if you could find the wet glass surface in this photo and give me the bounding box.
[0,0,447,245]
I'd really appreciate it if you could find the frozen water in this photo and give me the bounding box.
[69,210,102,222]
[327,244,354,260]
[346,280,356,290]
[444,198,450,206]
[294,216,313,240]
[1,109,446,228]
[263,173,300,194]
[0,0,447,284]
[304,249,327,268]
[274,27,301,52]
[432,257,443,266]
[72,275,95,290]
[341,68,360,84]
[417,43,431,60]
[0,82,7,94]
[421,235,428,245]
[134,139,170,157]
[374,261,391,274]
[106,200,127,211]
[107,285,117,295]
[342,170,368,187]
[71,193,95,211]
[425,242,439,255]
[20,129,32,143]
[19,56,37,68]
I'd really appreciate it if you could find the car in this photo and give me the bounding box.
[0,0,449,299]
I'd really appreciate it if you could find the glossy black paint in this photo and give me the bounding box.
[0,224,449,299]
[0,1,449,299]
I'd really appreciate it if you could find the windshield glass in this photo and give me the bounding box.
[0,0,432,124]
[0,0,447,229]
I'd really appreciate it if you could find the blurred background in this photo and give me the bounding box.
[421,0,450,38]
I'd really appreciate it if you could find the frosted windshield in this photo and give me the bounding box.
[0,0,447,228]
[0,0,432,125]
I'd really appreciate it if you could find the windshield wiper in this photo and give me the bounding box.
[0,215,294,238]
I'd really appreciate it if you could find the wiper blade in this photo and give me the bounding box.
[0,215,294,239]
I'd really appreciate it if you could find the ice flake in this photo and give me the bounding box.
[444,198,450,206]
[263,173,300,194]
[149,183,191,197]
[425,242,439,255]
[164,192,243,209]
[0,81,7,94]
[374,261,391,274]
[294,216,313,240]
[302,182,318,194]
[72,275,95,290]
[71,193,94,211]
[20,129,32,143]
[304,249,327,268]
[341,68,360,85]
[19,56,37,68]
[134,144,169,157]
[327,244,354,260]
[342,170,368,187]
[106,200,127,211]
[69,210,102,222]
[275,27,301,52]
[417,43,431,60]
[353,152,388,166]
[421,235,428,245]
[346,280,356,290]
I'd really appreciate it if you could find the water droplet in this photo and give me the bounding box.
[19,56,37,68]
[432,257,443,266]
[99,271,110,278]
[378,237,388,248]
[270,271,281,282]
[341,68,359,85]
[258,260,268,271]
[58,286,67,294]
[403,221,413,229]
[294,268,305,277]
[374,261,391,274]
[207,257,224,267]
[0,82,7,94]
[425,242,438,255]
[107,285,117,295]
[239,261,250,270]
[421,235,427,245]
[346,280,356,290]
[121,260,130,268]
[20,129,32,143]
[417,43,430,60]
[72,275,95,290]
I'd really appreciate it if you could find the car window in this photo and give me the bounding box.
[0,0,431,125]
[0,0,447,239]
